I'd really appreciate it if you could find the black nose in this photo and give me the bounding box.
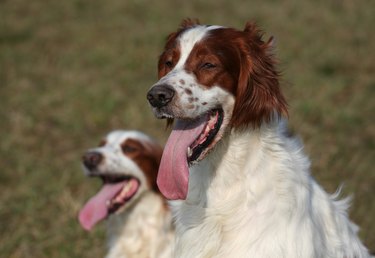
[147,84,175,108]
[82,151,103,170]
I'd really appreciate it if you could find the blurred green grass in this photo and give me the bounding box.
[0,0,374,257]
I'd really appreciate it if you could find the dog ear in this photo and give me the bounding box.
[231,22,288,128]
[140,140,164,193]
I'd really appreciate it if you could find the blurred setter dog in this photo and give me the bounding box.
[147,19,371,258]
[78,130,173,258]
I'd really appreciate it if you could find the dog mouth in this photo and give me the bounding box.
[157,108,225,200]
[187,109,224,164]
[78,173,140,231]
[100,175,140,214]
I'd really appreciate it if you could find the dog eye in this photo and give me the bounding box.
[201,62,216,69]
[121,145,137,154]
[165,60,173,68]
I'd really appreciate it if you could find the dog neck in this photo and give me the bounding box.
[170,118,370,257]
[105,192,173,258]
[183,119,294,207]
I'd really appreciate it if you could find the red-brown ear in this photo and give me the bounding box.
[231,22,288,128]
[141,140,164,193]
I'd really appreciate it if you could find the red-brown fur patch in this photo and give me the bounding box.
[121,138,163,193]
[158,20,288,128]
[158,19,201,79]
[233,22,288,128]
[98,139,107,147]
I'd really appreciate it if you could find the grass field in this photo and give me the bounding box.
[0,0,374,257]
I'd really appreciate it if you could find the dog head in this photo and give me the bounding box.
[78,130,162,230]
[147,19,287,200]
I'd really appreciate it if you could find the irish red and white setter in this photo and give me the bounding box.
[79,130,174,258]
[147,19,370,258]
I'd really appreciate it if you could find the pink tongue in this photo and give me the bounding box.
[157,117,207,200]
[78,183,125,231]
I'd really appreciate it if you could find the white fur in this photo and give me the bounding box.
[175,25,208,70]
[175,25,222,71]
[171,120,370,258]
[86,132,148,189]
[85,130,174,258]
[106,192,173,258]
[157,26,233,120]
[151,25,371,258]
[158,69,235,121]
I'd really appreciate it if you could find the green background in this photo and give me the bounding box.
[1,0,374,257]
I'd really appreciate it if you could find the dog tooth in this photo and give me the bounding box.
[188,147,192,156]
[120,181,133,196]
